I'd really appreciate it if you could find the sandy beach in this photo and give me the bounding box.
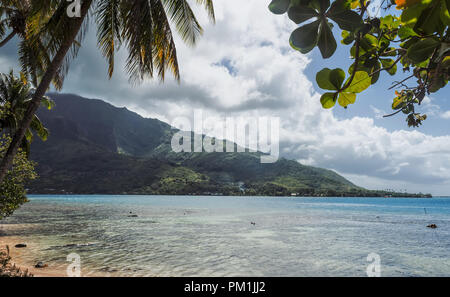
[0,235,113,277]
[0,236,65,277]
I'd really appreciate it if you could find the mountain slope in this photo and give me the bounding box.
[28,93,371,196]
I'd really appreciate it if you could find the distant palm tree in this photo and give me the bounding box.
[0,0,215,183]
[0,71,54,155]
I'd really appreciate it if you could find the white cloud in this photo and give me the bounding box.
[1,0,449,195]
[441,111,450,119]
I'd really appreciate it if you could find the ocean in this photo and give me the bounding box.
[1,195,449,276]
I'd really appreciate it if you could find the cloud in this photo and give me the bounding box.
[1,0,449,195]
[441,111,450,119]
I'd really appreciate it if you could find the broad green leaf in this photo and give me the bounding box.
[371,62,381,84]
[400,0,432,24]
[398,26,418,39]
[341,30,354,45]
[316,68,336,90]
[414,1,445,34]
[407,38,440,63]
[348,61,380,84]
[380,58,397,75]
[288,5,318,24]
[344,71,371,93]
[338,92,356,107]
[309,0,331,12]
[289,20,320,54]
[316,68,345,90]
[329,68,345,90]
[441,0,450,26]
[359,34,378,52]
[268,0,291,14]
[318,21,337,58]
[320,92,337,109]
[328,1,364,31]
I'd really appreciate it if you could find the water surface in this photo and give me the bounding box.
[1,195,449,276]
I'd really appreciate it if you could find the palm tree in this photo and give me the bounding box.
[0,0,215,183]
[0,71,54,155]
[0,0,30,47]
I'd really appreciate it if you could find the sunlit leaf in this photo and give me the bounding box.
[343,71,371,93]
[338,92,356,107]
[320,92,337,108]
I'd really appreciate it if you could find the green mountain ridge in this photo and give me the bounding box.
[27,93,429,197]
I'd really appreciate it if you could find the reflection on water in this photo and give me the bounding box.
[1,195,450,276]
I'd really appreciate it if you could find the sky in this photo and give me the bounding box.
[1,1,449,195]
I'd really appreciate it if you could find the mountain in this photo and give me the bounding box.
[27,93,424,197]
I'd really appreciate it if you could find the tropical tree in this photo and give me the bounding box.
[0,0,30,48]
[0,0,215,184]
[0,71,54,155]
[268,0,449,127]
[0,134,37,219]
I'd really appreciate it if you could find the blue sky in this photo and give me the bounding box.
[1,1,449,195]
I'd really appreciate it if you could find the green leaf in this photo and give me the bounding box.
[400,0,430,27]
[341,30,354,45]
[316,68,335,90]
[316,68,345,90]
[359,34,378,52]
[288,5,318,24]
[289,20,320,54]
[441,0,450,26]
[329,68,345,90]
[398,26,418,39]
[309,0,330,12]
[338,92,356,107]
[328,1,363,32]
[318,21,337,58]
[320,92,337,109]
[343,71,371,93]
[407,38,440,63]
[380,59,397,75]
[268,0,291,14]
[414,1,445,35]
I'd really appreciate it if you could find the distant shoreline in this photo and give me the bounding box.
[27,193,434,198]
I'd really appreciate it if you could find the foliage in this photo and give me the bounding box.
[0,135,37,219]
[269,0,449,126]
[0,71,54,154]
[0,245,33,277]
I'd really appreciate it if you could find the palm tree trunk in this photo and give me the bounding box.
[0,31,16,48]
[0,0,93,185]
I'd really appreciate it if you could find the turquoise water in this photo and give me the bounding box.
[1,195,450,276]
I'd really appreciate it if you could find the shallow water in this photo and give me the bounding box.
[1,195,450,276]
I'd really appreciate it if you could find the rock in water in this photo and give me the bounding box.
[427,224,437,229]
[34,262,48,268]
[15,243,27,248]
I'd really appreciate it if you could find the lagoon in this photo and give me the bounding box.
[1,195,450,276]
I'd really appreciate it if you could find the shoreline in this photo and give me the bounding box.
[0,235,113,277]
[0,236,66,277]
